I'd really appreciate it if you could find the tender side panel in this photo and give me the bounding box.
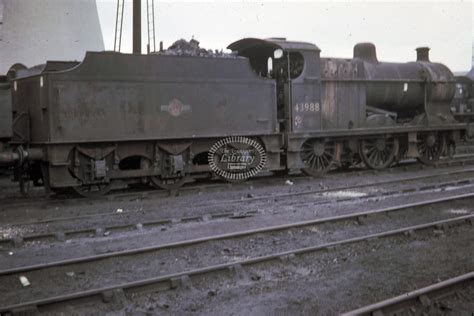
[45,52,277,142]
[50,80,276,142]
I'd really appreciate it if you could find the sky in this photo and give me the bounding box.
[96,0,473,71]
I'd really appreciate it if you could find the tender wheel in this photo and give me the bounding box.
[359,137,398,170]
[417,133,444,165]
[73,182,113,198]
[141,153,188,191]
[300,139,337,177]
[150,175,186,190]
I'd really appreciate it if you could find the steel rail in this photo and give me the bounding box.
[341,271,474,315]
[4,161,474,229]
[1,192,474,277]
[1,173,474,249]
[0,215,472,313]
[1,153,473,212]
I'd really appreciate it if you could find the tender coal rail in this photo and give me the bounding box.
[341,272,474,316]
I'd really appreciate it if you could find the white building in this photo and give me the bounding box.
[0,0,104,74]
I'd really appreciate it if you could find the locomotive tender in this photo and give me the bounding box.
[0,37,471,197]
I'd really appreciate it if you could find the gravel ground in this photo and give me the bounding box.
[1,194,471,307]
[1,164,473,314]
[1,164,474,242]
[419,283,474,315]
[1,179,473,271]
[37,223,474,315]
[1,162,473,223]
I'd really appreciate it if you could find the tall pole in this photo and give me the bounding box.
[133,0,141,54]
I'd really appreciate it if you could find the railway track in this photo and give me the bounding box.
[1,153,474,212]
[2,156,474,220]
[2,167,474,248]
[0,193,472,313]
[342,272,474,315]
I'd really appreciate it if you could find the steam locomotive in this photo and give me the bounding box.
[0,38,472,197]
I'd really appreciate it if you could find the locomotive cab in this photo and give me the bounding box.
[228,38,322,133]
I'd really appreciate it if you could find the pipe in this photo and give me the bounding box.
[0,152,20,165]
[133,0,142,54]
[0,147,43,165]
[27,148,44,161]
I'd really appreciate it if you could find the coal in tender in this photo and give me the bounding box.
[156,38,238,58]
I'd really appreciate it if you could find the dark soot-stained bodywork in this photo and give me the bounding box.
[2,38,472,196]
[1,62,77,146]
[451,67,474,121]
[0,83,11,143]
[9,51,282,194]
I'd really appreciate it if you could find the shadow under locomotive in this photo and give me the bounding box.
[1,38,473,197]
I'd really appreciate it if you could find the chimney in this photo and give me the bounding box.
[353,43,378,63]
[416,47,430,62]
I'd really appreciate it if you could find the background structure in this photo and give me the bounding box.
[0,0,104,74]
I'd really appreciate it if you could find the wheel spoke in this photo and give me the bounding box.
[301,139,337,176]
[417,133,442,165]
[360,138,396,170]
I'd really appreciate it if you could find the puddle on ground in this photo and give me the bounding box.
[447,208,469,215]
[321,191,367,198]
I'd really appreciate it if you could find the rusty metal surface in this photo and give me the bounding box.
[353,43,455,121]
[320,58,366,130]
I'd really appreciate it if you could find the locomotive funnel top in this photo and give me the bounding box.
[416,47,430,62]
[353,43,378,63]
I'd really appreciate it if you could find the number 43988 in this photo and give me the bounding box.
[295,102,320,112]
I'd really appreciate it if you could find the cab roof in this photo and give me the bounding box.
[227,38,320,53]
